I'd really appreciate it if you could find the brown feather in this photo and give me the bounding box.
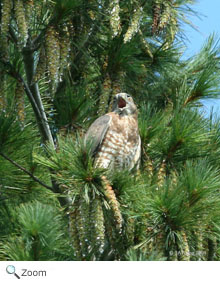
[85,93,141,170]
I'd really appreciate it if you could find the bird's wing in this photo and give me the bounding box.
[132,135,141,170]
[84,114,112,155]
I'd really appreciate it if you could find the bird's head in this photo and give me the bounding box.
[112,93,137,116]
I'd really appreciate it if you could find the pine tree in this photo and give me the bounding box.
[0,0,220,261]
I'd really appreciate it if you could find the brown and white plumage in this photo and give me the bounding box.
[85,93,141,170]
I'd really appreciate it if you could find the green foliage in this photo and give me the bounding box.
[35,136,106,202]
[0,201,72,261]
[125,248,166,261]
[0,0,220,261]
[0,110,26,152]
[54,82,97,132]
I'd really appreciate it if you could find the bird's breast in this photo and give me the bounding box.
[95,113,140,169]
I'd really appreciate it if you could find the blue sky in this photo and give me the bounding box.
[183,0,220,116]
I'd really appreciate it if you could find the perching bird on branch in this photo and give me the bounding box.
[85,93,141,170]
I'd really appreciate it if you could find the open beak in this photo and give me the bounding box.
[118,97,126,108]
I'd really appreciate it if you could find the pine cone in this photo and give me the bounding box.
[69,206,82,260]
[152,0,161,34]
[144,154,154,178]
[15,81,25,123]
[179,231,190,261]
[158,2,171,30]
[75,197,92,259]
[59,29,70,76]
[157,160,166,187]
[24,0,34,26]
[14,0,28,47]
[45,26,60,92]
[0,0,12,36]
[0,0,12,59]
[124,6,143,43]
[102,175,123,231]
[90,198,105,256]
[33,46,46,83]
[109,0,121,37]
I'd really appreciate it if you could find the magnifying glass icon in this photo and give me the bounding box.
[6,265,20,279]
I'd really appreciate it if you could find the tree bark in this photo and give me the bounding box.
[22,47,55,147]
[22,47,70,207]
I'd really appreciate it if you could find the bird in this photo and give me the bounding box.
[85,93,141,170]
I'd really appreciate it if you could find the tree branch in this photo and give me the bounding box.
[0,58,54,147]
[0,28,69,207]
[22,48,55,147]
[0,152,54,191]
[9,25,18,45]
[21,48,71,207]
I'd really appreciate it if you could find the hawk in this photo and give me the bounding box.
[85,93,141,170]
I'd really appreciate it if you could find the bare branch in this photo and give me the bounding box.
[0,152,54,191]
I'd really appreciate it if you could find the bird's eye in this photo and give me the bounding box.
[127,94,131,98]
